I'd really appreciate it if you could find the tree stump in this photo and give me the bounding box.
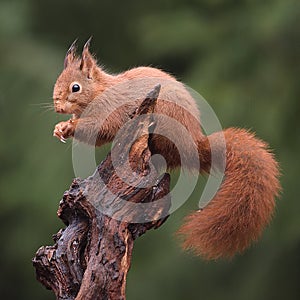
[33,85,171,300]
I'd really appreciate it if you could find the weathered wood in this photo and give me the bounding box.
[32,84,171,300]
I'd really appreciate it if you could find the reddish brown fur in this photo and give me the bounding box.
[179,128,280,259]
[53,41,281,260]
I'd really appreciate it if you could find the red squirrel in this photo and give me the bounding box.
[53,39,280,260]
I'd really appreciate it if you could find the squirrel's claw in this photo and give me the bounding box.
[53,128,66,143]
[53,119,76,143]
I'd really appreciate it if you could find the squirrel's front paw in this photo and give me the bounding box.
[53,119,76,143]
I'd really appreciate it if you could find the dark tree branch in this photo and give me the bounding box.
[33,84,171,300]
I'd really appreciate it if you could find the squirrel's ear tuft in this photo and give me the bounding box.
[80,37,97,79]
[64,39,77,69]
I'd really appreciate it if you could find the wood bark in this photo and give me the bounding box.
[33,85,171,300]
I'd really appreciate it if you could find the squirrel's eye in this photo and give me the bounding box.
[71,83,81,93]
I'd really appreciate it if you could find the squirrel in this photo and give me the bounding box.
[52,38,280,260]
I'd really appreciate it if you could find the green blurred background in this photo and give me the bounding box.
[0,0,299,299]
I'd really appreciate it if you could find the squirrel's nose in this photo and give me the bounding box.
[57,108,66,113]
[55,107,66,113]
[54,101,66,113]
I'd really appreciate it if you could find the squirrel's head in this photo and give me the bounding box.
[53,38,111,118]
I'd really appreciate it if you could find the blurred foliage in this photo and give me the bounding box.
[0,0,299,299]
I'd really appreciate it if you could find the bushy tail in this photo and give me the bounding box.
[178,128,281,260]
